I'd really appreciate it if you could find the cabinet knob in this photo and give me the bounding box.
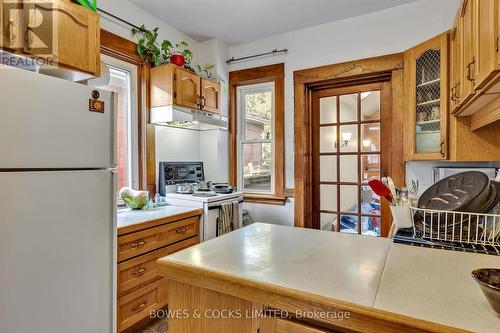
[131,302,147,312]
[130,239,147,248]
[132,267,147,276]
[440,140,446,157]
[466,58,475,85]
[175,227,188,234]
[8,17,16,42]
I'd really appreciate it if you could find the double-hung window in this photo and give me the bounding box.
[230,63,285,204]
[237,83,275,194]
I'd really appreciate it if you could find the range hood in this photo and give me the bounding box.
[150,106,228,130]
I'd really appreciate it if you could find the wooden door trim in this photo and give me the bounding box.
[294,53,405,233]
[100,29,155,194]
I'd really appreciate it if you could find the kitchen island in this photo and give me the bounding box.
[157,223,500,333]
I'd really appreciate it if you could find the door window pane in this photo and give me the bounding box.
[361,155,381,183]
[361,123,380,152]
[361,216,381,236]
[320,213,337,231]
[361,185,381,210]
[243,91,272,140]
[339,125,357,152]
[320,185,337,211]
[242,143,272,192]
[340,94,358,122]
[340,185,358,213]
[340,215,358,233]
[340,155,358,182]
[320,126,337,153]
[320,96,337,124]
[320,156,337,182]
[361,91,380,120]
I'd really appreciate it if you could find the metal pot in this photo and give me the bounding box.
[197,181,212,191]
[176,183,195,194]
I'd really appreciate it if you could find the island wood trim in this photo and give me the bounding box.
[157,259,467,333]
[100,29,155,194]
[117,209,203,236]
[294,53,405,229]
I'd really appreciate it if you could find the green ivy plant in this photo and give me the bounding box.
[131,25,193,68]
[131,25,226,91]
[131,25,163,66]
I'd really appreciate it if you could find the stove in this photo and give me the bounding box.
[158,161,244,242]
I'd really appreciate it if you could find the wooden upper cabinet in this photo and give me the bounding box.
[150,64,222,113]
[1,0,23,52]
[175,67,202,109]
[201,78,221,113]
[0,0,100,80]
[473,0,497,89]
[460,0,475,103]
[404,33,449,161]
[450,16,463,112]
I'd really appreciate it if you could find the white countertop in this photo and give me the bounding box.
[117,205,202,231]
[374,243,500,333]
[164,223,500,332]
[165,223,391,307]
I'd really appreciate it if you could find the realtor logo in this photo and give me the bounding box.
[1,0,54,57]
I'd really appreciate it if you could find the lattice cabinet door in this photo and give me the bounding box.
[404,32,449,160]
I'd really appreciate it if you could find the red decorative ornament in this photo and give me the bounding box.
[170,54,185,67]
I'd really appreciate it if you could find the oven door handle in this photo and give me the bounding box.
[208,200,244,210]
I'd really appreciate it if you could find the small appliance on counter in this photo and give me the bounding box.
[158,161,243,242]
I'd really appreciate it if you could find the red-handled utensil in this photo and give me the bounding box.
[368,179,393,204]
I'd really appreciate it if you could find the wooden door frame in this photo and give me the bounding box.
[293,53,406,236]
[100,29,156,195]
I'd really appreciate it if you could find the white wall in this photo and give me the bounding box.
[228,0,460,226]
[229,0,460,189]
[98,0,200,64]
[155,127,229,186]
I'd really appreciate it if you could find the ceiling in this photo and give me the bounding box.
[128,0,419,45]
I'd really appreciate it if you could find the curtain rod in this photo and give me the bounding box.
[97,8,145,32]
[226,48,288,64]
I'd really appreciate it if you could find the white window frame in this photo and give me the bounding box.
[236,82,276,195]
[100,54,139,190]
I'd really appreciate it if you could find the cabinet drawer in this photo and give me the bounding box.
[118,237,198,297]
[118,216,199,262]
[118,279,166,332]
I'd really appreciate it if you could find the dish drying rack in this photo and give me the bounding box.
[392,206,500,256]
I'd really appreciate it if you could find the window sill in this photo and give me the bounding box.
[243,193,288,205]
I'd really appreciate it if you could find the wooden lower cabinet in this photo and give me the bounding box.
[117,216,200,332]
[164,278,464,333]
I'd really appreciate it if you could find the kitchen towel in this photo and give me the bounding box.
[219,201,240,236]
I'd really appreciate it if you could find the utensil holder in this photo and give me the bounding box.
[390,204,413,237]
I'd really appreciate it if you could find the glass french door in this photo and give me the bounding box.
[312,82,391,236]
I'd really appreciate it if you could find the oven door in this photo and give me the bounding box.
[205,200,244,241]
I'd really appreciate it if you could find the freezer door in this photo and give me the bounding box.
[0,170,116,333]
[0,66,115,168]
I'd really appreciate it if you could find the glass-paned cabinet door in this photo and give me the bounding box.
[407,33,448,160]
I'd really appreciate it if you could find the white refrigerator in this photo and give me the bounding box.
[0,66,116,333]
